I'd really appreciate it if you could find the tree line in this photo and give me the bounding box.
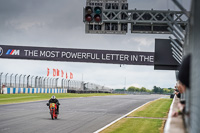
[124,86,174,94]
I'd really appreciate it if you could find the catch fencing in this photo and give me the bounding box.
[0,73,112,94]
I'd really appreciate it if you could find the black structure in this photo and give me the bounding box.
[154,39,180,70]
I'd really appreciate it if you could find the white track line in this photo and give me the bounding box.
[94,98,162,133]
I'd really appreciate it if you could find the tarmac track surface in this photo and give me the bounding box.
[0,95,165,133]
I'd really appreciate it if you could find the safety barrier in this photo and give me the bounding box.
[2,87,67,94]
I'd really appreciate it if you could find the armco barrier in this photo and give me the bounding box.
[2,87,67,94]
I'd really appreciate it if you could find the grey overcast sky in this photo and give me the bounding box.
[0,0,191,89]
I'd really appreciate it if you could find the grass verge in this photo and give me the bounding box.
[100,98,172,133]
[0,93,119,105]
[128,98,172,118]
[101,118,163,133]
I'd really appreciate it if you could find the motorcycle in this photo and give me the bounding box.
[46,103,58,120]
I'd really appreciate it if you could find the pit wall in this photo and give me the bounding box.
[2,87,67,94]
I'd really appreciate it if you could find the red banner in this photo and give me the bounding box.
[70,72,73,79]
[57,69,59,76]
[47,68,50,76]
[66,72,68,79]
[53,69,56,77]
[47,68,73,79]
[61,70,64,77]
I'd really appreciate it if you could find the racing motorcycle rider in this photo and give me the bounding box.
[48,95,60,114]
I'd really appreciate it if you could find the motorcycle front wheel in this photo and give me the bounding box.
[51,111,54,120]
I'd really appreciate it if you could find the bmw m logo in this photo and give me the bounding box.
[0,47,3,56]
[6,49,20,55]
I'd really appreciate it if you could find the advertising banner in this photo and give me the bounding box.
[0,45,154,65]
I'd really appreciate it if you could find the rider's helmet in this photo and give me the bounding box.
[51,95,56,99]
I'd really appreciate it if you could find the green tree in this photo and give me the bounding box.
[168,88,174,93]
[152,86,159,93]
[146,89,151,93]
[152,86,175,94]
[163,88,170,94]
[141,87,147,92]
[135,87,140,92]
[127,86,136,92]
[127,86,141,92]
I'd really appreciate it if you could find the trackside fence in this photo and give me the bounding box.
[0,73,112,94]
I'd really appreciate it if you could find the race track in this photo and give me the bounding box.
[0,94,165,133]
